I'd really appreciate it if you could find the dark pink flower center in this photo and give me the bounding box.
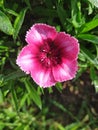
[39,39,62,67]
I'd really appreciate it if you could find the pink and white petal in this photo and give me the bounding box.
[31,65,56,88]
[16,45,38,74]
[54,32,79,60]
[52,60,78,82]
[62,44,79,61]
[25,26,43,46]
[32,23,57,40]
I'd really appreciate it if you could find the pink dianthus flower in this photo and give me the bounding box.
[16,23,79,88]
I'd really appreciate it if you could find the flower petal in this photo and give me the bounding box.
[52,59,78,82]
[16,45,39,74]
[33,23,57,40]
[26,23,57,45]
[31,65,56,88]
[25,26,43,46]
[54,32,79,60]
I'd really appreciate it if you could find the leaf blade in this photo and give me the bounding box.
[4,70,25,82]
[80,18,98,33]
[0,10,14,35]
[78,34,98,45]
[13,8,28,40]
[24,79,42,109]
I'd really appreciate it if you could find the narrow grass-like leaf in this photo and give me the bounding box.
[13,8,28,40]
[57,3,66,29]
[14,124,25,130]
[55,82,63,92]
[0,89,3,104]
[78,34,98,45]
[24,0,31,10]
[78,52,86,62]
[48,87,53,93]
[80,18,98,33]
[4,70,25,82]
[53,122,65,130]
[24,79,42,109]
[0,10,14,35]
[81,46,94,63]
[37,87,44,95]
[5,8,18,16]
[51,100,79,122]
[81,45,97,67]
[90,66,98,92]
[64,122,82,130]
[90,66,96,81]
[10,81,18,111]
[19,93,29,109]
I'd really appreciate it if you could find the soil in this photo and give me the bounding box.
[43,71,98,125]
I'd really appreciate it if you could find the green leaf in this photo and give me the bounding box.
[24,79,42,109]
[15,124,25,130]
[78,34,98,45]
[80,18,98,33]
[0,10,14,35]
[13,8,28,40]
[0,0,4,8]
[24,0,31,10]
[90,66,98,92]
[81,46,94,64]
[55,82,63,92]
[0,89,3,104]
[78,52,86,62]
[19,93,29,109]
[81,45,97,68]
[24,125,30,130]
[4,108,16,118]
[0,74,4,86]
[57,3,66,29]
[89,0,98,8]
[5,8,18,16]
[90,66,96,81]
[53,122,65,130]
[0,122,5,130]
[71,0,84,28]
[10,81,18,111]
[51,100,78,121]
[64,122,82,130]
[4,70,25,82]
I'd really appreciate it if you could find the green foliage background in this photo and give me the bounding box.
[0,0,98,129]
